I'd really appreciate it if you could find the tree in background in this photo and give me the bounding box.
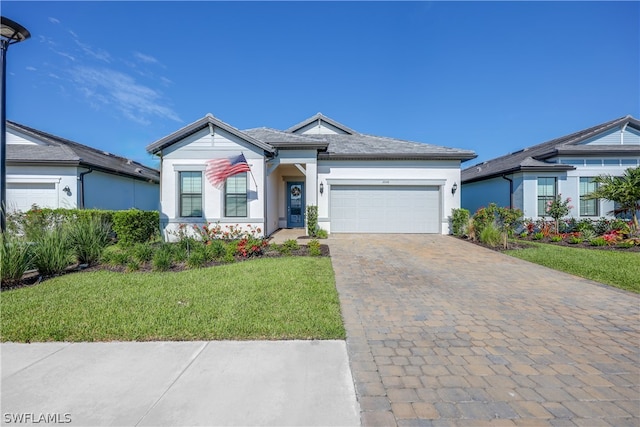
[586,166,640,231]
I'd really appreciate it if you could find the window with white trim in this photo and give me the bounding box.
[179,171,202,217]
[537,177,556,216]
[225,173,247,217]
[579,177,599,217]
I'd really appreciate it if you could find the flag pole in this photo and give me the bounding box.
[243,152,259,191]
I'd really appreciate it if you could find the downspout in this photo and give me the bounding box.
[78,168,93,209]
[502,174,513,208]
[263,152,268,238]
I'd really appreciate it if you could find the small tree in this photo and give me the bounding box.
[546,195,573,234]
[585,166,640,231]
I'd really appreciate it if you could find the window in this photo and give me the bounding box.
[537,177,556,216]
[179,171,202,217]
[580,177,599,216]
[225,173,247,217]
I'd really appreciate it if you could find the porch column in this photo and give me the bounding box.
[305,161,318,216]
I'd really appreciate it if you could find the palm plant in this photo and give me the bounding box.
[586,166,640,231]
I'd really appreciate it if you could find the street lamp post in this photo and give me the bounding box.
[1,17,30,232]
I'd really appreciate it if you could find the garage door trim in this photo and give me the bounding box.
[328,179,444,233]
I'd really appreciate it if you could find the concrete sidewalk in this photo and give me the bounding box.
[1,340,360,426]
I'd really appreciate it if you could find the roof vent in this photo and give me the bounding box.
[126,159,133,165]
[102,151,111,156]
[476,166,482,172]
[135,167,143,174]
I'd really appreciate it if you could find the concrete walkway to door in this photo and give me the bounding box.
[329,234,639,426]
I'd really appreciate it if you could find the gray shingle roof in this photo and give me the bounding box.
[462,115,640,183]
[242,127,329,149]
[309,133,477,160]
[7,121,159,183]
[146,112,477,161]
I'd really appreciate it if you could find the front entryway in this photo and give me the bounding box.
[286,182,305,228]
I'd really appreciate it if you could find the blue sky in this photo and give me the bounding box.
[3,1,639,169]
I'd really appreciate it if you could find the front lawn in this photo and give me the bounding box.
[506,242,640,293]
[0,257,345,342]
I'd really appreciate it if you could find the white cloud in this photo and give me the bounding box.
[26,66,37,71]
[72,66,181,125]
[133,52,159,65]
[48,17,60,24]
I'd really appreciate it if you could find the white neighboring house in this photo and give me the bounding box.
[5,121,160,213]
[461,115,640,220]
[146,113,476,239]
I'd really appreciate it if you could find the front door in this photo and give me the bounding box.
[287,182,305,228]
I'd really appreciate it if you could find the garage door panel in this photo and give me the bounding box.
[6,183,59,212]
[330,185,440,233]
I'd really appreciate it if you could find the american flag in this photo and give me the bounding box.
[205,153,251,189]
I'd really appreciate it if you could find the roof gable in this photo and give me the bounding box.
[146,114,275,155]
[286,113,358,135]
[462,115,640,183]
[6,121,159,182]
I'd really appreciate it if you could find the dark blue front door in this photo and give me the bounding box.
[287,182,305,228]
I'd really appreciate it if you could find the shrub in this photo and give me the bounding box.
[618,241,635,248]
[32,227,72,276]
[316,228,328,239]
[568,236,582,244]
[67,216,112,265]
[479,223,502,248]
[186,247,208,269]
[532,232,544,241]
[126,260,141,272]
[451,208,470,236]
[223,244,237,263]
[131,243,155,263]
[1,233,33,284]
[206,240,226,260]
[236,238,267,258]
[112,209,159,245]
[576,218,595,233]
[101,246,130,266]
[580,229,596,242]
[306,205,319,237]
[152,246,173,271]
[590,237,607,247]
[550,235,562,242]
[308,239,322,256]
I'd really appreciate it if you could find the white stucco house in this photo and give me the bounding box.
[146,113,477,238]
[5,121,160,213]
[461,115,640,219]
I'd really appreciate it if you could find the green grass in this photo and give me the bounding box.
[1,258,345,342]
[506,242,640,293]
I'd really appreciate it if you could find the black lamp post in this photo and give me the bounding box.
[1,17,30,232]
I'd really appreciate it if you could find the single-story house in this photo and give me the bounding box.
[146,113,477,238]
[5,121,160,212]
[461,115,640,219]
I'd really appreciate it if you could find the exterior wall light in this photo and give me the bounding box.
[451,182,458,194]
[319,182,324,195]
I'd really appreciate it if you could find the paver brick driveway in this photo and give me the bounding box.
[329,234,639,427]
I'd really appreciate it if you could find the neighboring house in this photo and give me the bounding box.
[5,121,160,213]
[461,115,640,220]
[146,113,476,238]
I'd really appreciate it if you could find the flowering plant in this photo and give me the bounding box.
[546,195,573,234]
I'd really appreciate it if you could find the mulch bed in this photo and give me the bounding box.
[458,236,640,253]
[1,243,330,292]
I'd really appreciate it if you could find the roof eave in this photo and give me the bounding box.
[319,152,477,161]
[462,164,576,184]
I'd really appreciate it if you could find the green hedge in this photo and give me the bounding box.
[7,207,158,245]
[112,209,159,245]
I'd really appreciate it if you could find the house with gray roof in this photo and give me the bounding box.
[461,115,640,220]
[146,113,476,237]
[5,121,159,213]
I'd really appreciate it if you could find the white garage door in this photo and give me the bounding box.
[330,185,441,233]
[6,183,58,212]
